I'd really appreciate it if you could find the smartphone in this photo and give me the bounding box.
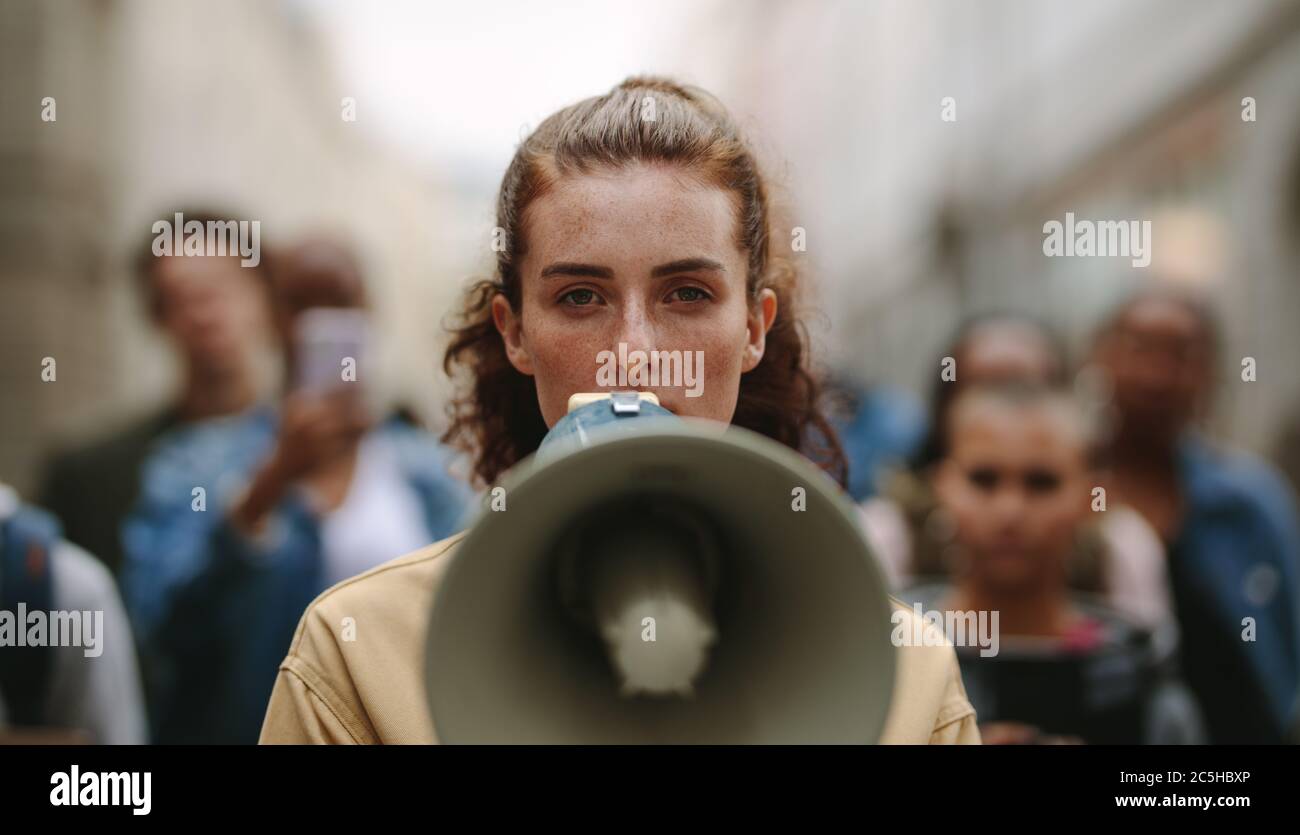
[293,307,370,393]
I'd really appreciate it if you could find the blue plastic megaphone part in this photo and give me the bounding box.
[537,393,677,461]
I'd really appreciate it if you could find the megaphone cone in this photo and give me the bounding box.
[425,395,896,743]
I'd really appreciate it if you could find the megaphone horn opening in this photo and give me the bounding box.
[554,494,724,699]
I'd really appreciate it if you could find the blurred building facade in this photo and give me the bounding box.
[693,0,1300,457]
[0,0,467,496]
[4,0,1300,496]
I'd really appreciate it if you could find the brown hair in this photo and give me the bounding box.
[442,76,846,488]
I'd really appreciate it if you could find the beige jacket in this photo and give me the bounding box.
[260,533,981,744]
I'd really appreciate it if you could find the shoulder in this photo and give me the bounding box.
[292,532,465,642]
[880,598,980,743]
[376,423,471,482]
[173,409,275,456]
[270,533,466,744]
[137,410,275,505]
[1183,438,1298,525]
[284,532,465,689]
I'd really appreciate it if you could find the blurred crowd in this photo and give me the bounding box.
[1,208,1298,745]
[3,213,472,744]
[837,299,1300,744]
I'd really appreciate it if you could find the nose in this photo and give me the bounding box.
[613,300,659,382]
[190,292,233,333]
[991,485,1027,527]
[615,296,656,349]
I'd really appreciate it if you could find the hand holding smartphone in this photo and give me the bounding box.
[293,307,370,393]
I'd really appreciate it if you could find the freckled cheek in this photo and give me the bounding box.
[677,304,749,362]
[536,340,596,385]
[520,309,611,424]
[701,347,744,390]
[660,334,739,421]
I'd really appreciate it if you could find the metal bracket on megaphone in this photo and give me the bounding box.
[536,391,672,460]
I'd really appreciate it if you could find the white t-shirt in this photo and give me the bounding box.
[317,433,433,586]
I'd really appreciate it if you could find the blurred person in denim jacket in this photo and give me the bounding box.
[38,208,274,577]
[1091,287,1300,743]
[122,238,473,744]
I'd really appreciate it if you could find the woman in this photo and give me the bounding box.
[260,76,978,744]
[915,383,1201,743]
[1091,289,1300,743]
[860,313,1171,632]
[123,239,471,744]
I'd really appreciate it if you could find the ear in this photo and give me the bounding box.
[491,293,534,376]
[741,287,778,373]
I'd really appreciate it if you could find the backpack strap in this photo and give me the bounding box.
[0,504,60,727]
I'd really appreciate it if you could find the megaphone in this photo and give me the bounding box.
[424,392,896,743]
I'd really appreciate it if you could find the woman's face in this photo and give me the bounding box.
[934,399,1090,592]
[1096,298,1210,438]
[493,163,777,428]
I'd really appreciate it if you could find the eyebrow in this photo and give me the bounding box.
[651,258,725,278]
[539,262,614,280]
[539,258,725,280]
